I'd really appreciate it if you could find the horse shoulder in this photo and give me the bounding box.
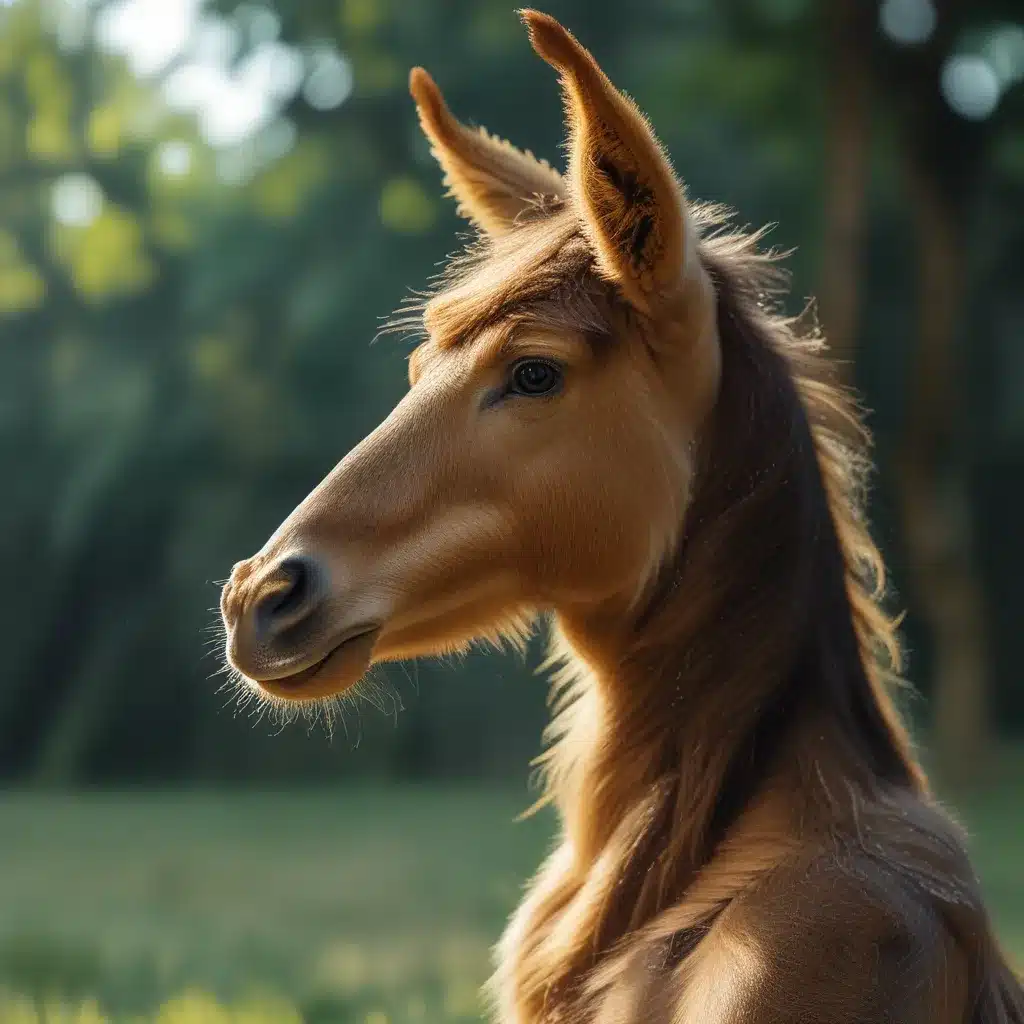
[591,847,973,1024]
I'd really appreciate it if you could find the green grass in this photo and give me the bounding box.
[0,788,552,1022]
[0,780,1020,1022]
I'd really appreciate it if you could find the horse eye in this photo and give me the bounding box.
[510,359,562,397]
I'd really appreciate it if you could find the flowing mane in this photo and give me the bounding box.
[481,205,931,1019]
[534,198,921,814]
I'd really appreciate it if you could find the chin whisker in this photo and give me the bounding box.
[208,610,541,748]
[352,667,404,721]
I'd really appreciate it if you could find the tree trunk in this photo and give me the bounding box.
[818,0,873,377]
[895,155,990,782]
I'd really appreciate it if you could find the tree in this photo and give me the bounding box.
[873,0,1023,779]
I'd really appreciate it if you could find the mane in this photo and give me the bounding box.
[488,205,931,1017]
[535,201,923,805]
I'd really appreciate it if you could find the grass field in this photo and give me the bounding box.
[0,781,1021,1022]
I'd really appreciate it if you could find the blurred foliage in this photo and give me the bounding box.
[0,0,1022,783]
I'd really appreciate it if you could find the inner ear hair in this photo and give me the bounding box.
[521,10,696,313]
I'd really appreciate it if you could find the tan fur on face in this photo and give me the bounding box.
[243,202,713,673]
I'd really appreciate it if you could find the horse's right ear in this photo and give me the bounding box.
[409,67,565,236]
[523,11,704,317]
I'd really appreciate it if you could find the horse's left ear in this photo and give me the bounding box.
[522,10,701,315]
[409,67,565,236]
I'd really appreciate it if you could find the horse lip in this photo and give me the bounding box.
[329,622,381,654]
[253,623,381,687]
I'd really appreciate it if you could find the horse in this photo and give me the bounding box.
[219,11,1023,1023]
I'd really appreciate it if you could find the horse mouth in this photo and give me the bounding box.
[254,625,381,701]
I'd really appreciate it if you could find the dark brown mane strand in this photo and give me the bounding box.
[507,211,923,1000]
[687,202,921,786]
[535,204,921,819]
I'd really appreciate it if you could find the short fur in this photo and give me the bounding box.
[221,11,1023,1023]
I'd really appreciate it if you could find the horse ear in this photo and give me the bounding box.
[409,67,565,236]
[522,11,700,314]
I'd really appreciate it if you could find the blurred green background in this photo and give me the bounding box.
[0,0,1022,1020]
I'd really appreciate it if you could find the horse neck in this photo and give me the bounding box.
[537,296,923,955]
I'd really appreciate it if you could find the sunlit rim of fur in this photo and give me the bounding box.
[208,609,539,740]
[696,201,903,672]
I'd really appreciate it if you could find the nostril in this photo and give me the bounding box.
[267,557,312,615]
[254,555,324,641]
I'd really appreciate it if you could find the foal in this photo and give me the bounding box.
[220,12,1023,1023]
